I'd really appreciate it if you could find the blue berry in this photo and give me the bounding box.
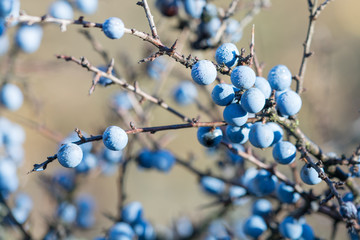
[0,159,18,197]
[0,21,6,36]
[49,0,74,19]
[279,216,303,239]
[146,57,167,80]
[112,91,133,111]
[75,0,98,15]
[53,170,76,191]
[215,43,239,68]
[200,176,225,195]
[226,123,251,144]
[243,215,267,238]
[230,66,256,90]
[229,185,247,205]
[102,147,123,164]
[266,122,283,146]
[276,182,300,203]
[223,103,248,127]
[14,193,33,212]
[3,122,25,146]
[272,141,297,165]
[102,126,128,151]
[252,199,272,216]
[202,3,218,19]
[191,60,217,85]
[211,83,235,106]
[75,152,98,173]
[197,127,223,147]
[227,143,245,164]
[151,149,175,172]
[253,169,277,196]
[240,87,266,113]
[184,0,206,18]
[200,17,221,38]
[343,192,354,202]
[103,17,125,39]
[0,34,9,56]
[62,131,92,153]
[225,19,242,43]
[137,148,153,169]
[57,143,83,168]
[133,218,156,240]
[156,0,179,17]
[122,201,143,224]
[0,0,13,17]
[267,65,292,91]
[277,90,302,116]
[299,224,315,240]
[249,122,274,148]
[108,222,135,240]
[15,24,43,53]
[173,81,198,106]
[57,202,77,224]
[175,216,194,238]
[255,76,271,99]
[0,83,23,111]
[300,164,322,185]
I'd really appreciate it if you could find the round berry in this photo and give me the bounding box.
[191,60,217,85]
[243,215,267,238]
[156,0,179,17]
[226,123,251,144]
[15,24,43,54]
[173,81,198,106]
[255,76,271,99]
[151,149,175,172]
[267,65,292,91]
[96,66,115,86]
[200,176,225,195]
[102,126,128,151]
[276,182,300,203]
[300,224,315,240]
[300,164,322,185]
[225,19,242,43]
[211,83,235,106]
[272,141,296,165]
[266,122,283,146]
[197,127,223,147]
[0,83,23,111]
[57,143,83,168]
[75,153,98,173]
[240,87,266,113]
[122,201,143,224]
[249,122,274,148]
[103,17,125,39]
[108,222,135,240]
[49,0,74,19]
[0,34,9,56]
[184,0,206,18]
[230,65,256,90]
[227,143,245,164]
[252,199,272,217]
[200,17,221,38]
[137,148,153,169]
[75,0,98,15]
[277,90,302,116]
[253,169,277,196]
[215,43,239,68]
[279,216,303,239]
[223,103,248,127]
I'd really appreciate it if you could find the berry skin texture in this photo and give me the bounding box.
[184,0,206,19]
[57,143,83,168]
[15,24,43,54]
[191,60,217,85]
[200,176,225,195]
[277,90,302,116]
[267,64,292,91]
[49,0,74,19]
[215,43,239,68]
[211,83,235,106]
[0,83,23,111]
[253,169,277,196]
[300,164,322,185]
[249,122,274,148]
[266,122,283,146]
[197,127,223,148]
[240,87,266,113]
[276,182,300,203]
[230,65,256,90]
[75,0,98,15]
[272,141,297,164]
[243,215,267,238]
[226,123,251,144]
[223,103,248,127]
[279,216,303,239]
[102,126,128,151]
[255,76,271,99]
[102,17,125,39]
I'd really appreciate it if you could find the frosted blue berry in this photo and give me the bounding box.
[0,0,13,17]
[267,64,292,91]
[200,176,225,195]
[108,222,135,240]
[223,103,248,127]
[276,182,300,203]
[200,17,221,38]
[272,141,296,165]
[122,201,143,224]
[252,199,272,217]
[231,65,256,90]
[103,17,125,39]
[340,202,357,219]
[215,43,239,68]
[279,216,303,239]
[61,131,92,153]
[211,83,235,106]
[277,90,302,116]
[191,60,217,85]
[0,83,23,111]
[173,81,198,106]
[225,19,242,43]
[0,34,9,56]
[57,202,77,224]
[240,88,266,113]
[15,24,43,54]
[266,122,283,146]
[249,122,274,148]
[75,0,98,15]
[300,164,322,185]
[300,224,315,240]
[255,76,271,99]
[226,123,251,144]
[103,126,128,151]
[184,0,206,18]
[197,127,223,147]
[49,0,74,19]
[243,215,267,238]
[57,143,83,168]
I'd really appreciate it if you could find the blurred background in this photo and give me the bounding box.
[1,0,360,239]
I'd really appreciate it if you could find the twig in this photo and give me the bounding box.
[138,0,159,39]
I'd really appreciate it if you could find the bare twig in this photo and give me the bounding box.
[138,0,159,39]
